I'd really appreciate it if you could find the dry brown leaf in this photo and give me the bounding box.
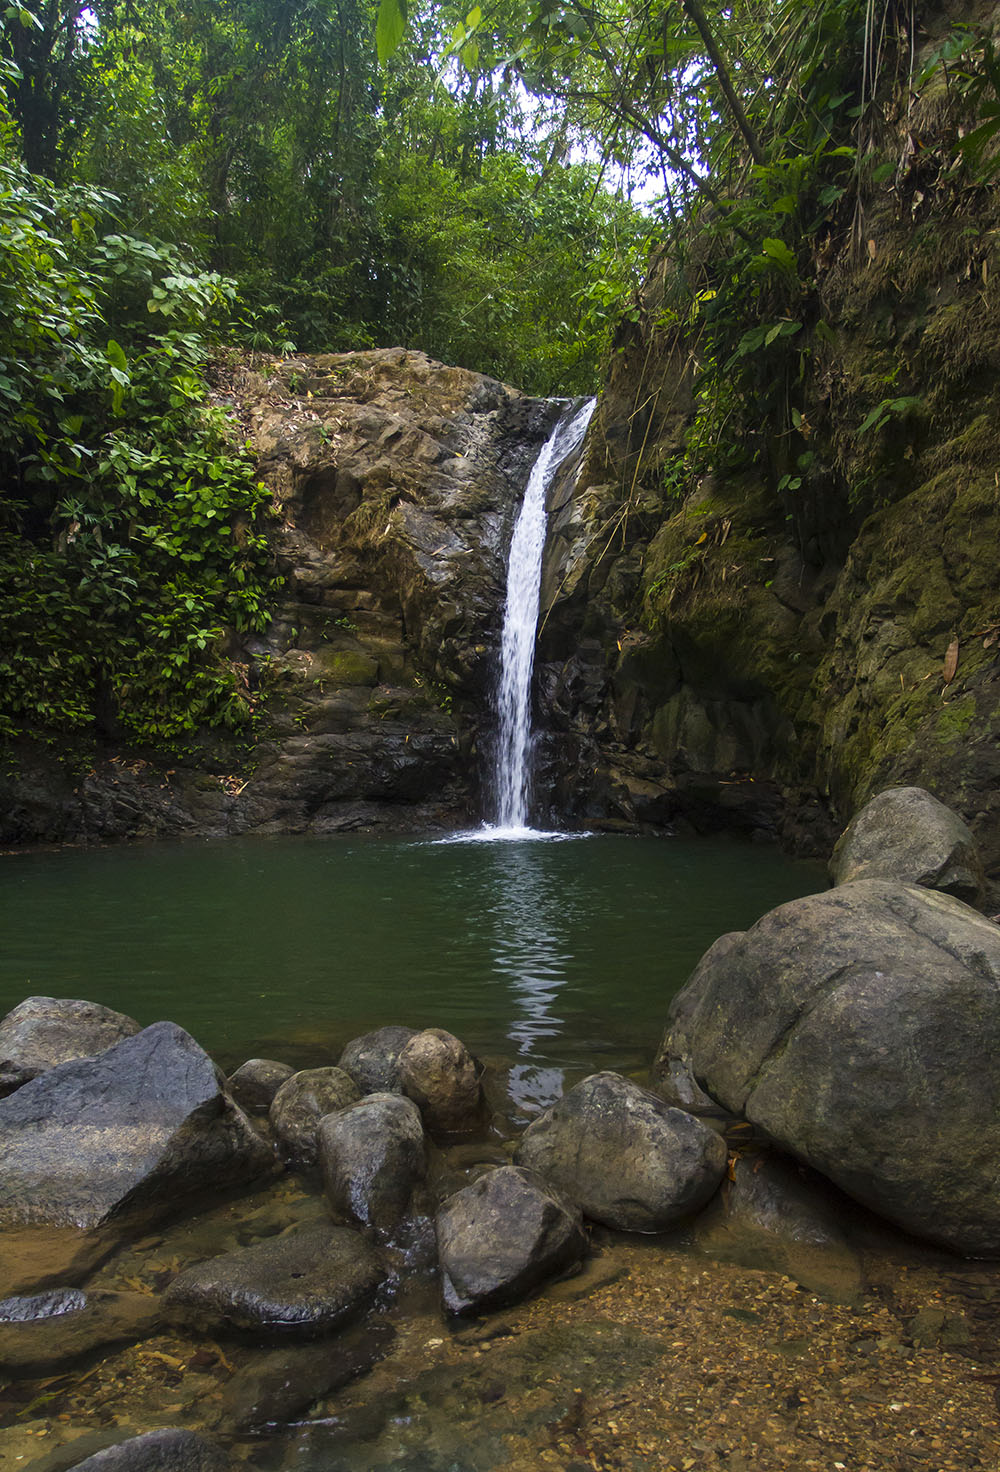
[943,638,960,684]
[867,238,877,261]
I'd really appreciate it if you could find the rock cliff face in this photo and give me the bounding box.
[0,351,556,842]
[528,31,1000,889]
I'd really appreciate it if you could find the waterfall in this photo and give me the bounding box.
[491,397,596,834]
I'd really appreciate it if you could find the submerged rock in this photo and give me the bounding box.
[0,1289,163,1375]
[398,1028,484,1135]
[830,785,985,906]
[318,1092,426,1234]
[0,996,140,1097]
[339,1025,418,1094]
[694,1150,864,1304]
[268,1067,361,1166]
[217,1320,394,1430]
[226,1058,296,1113]
[436,1165,587,1315]
[62,1429,230,1471]
[660,878,1000,1255]
[0,1021,274,1231]
[165,1220,384,1337]
[514,1072,726,1232]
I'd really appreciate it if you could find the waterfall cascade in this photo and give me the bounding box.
[490,397,596,834]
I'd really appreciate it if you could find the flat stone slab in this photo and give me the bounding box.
[0,1021,275,1230]
[165,1220,385,1337]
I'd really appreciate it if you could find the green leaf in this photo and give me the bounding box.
[858,405,888,435]
[760,238,798,274]
[106,339,128,372]
[376,0,406,64]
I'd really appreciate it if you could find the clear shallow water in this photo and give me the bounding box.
[0,831,823,1085]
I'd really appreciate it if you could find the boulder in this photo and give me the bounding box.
[63,1429,230,1471]
[318,1092,426,1234]
[436,1165,587,1315]
[0,1022,274,1231]
[397,1028,484,1135]
[0,1288,163,1375]
[0,996,140,1097]
[514,1072,726,1232]
[338,1025,417,1094]
[165,1220,384,1338]
[268,1067,361,1165]
[658,878,1000,1255]
[830,785,985,906]
[226,1058,296,1113]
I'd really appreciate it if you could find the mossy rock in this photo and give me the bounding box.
[313,650,379,686]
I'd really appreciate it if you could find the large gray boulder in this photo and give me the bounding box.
[436,1165,587,1315]
[338,1025,417,1094]
[514,1072,726,1232]
[0,1022,274,1231]
[657,878,1000,1255]
[830,785,984,906]
[0,996,140,1097]
[268,1067,361,1166]
[318,1092,426,1234]
[165,1220,384,1337]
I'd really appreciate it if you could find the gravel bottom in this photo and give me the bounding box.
[2,1195,999,1472]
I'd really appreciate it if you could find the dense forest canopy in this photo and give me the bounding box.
[1,0,998,750]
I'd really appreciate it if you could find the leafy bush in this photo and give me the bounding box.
[0,162,275,746]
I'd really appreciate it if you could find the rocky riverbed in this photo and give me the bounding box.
[3,1172,999,1472]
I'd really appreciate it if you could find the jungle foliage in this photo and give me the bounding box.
[2,0,998,750]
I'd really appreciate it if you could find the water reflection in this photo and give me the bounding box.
[482,841,576,1109]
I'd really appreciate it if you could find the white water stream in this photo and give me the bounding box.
[489,397,596,835]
